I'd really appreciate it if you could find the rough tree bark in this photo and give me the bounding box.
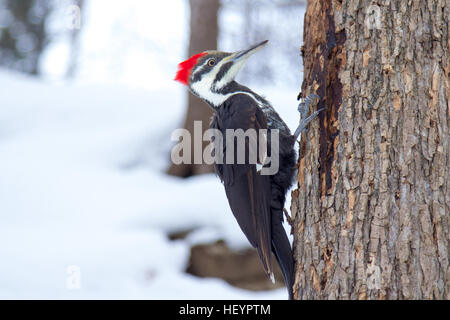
[167,0,220,177]
[292,0,449,299]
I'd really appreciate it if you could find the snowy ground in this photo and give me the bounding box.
[0,70,302,299]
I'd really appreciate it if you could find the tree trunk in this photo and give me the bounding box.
[167,0,220,177]
[292,0,449,299]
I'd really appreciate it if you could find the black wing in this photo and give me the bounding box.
[211,94,274,278]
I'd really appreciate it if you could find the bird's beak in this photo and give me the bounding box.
[212,40,268,89]
[231,40,268,62]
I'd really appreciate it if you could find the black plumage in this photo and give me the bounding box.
[210,90,296,299]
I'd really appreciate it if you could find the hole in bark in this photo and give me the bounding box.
[320,277,327,290]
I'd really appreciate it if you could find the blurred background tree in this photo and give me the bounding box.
[0,0,84,77]
[167,0,220,177]
[0,0,53,75]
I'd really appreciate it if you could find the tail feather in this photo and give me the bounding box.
[271,211,295,300]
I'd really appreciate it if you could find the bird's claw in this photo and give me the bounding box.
[294,93,322,139]
[297,93,319,115]
[295,108,325,137]
[283,208,294,228]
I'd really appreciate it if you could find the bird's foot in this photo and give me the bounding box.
[294,93,323,139]
[297,93,319,115]
[283,208,294,227]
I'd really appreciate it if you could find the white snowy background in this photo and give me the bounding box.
[0,1,306,299]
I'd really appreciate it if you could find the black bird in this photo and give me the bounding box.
[175,40,321,299]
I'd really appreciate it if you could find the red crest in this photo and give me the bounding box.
[174,52,208,85]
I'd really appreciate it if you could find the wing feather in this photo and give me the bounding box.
[211,94,274,277]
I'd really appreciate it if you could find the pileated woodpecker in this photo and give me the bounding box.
[175,40,321,299]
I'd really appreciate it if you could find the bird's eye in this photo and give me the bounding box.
[207,59,216,67]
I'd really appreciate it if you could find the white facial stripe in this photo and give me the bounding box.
[190,57,232,105]
[214,57,246,90]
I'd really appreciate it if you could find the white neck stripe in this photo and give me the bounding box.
[193,89,262,108]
